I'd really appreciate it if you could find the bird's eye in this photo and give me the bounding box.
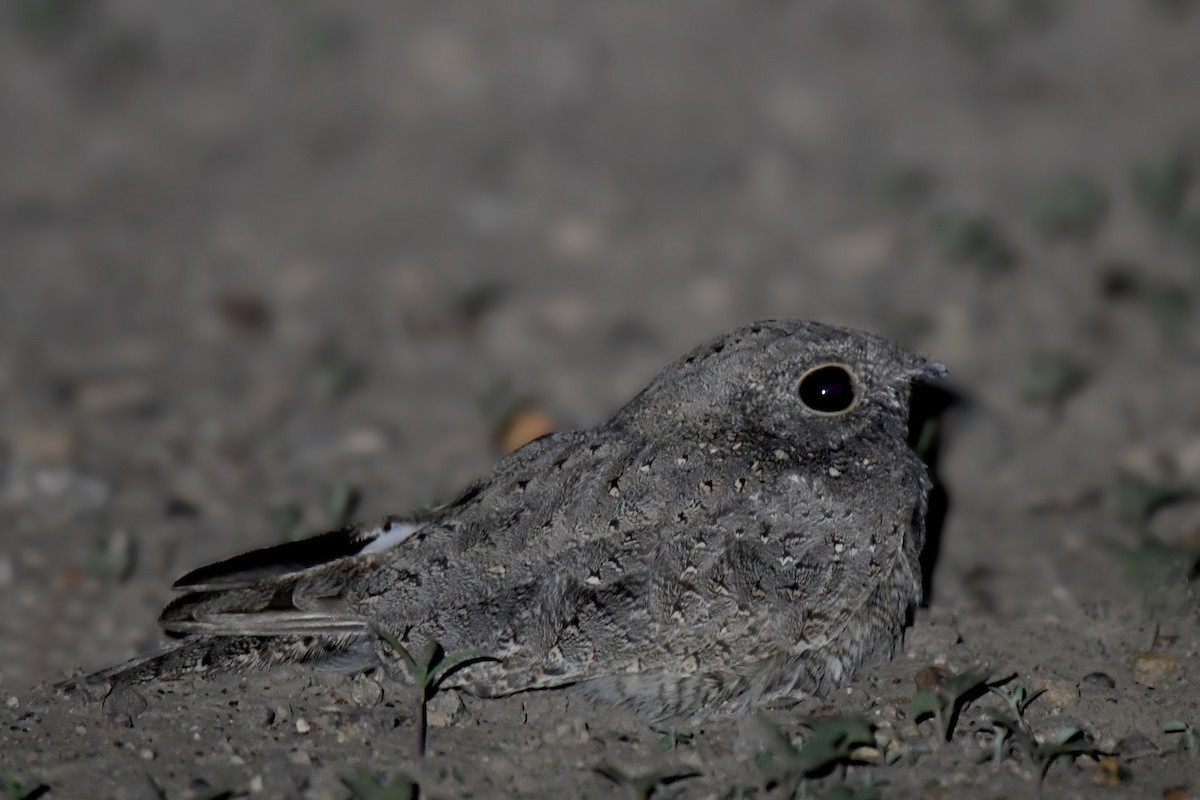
[797,364,858,414]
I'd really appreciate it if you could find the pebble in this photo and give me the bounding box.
[348,677,385,707]
[913,665,952,692]
[1081,671,1116,690]
[6,423,77,464]
[103,685,149,722]
[1126,651,1180,688]
[295,717,311,734]
[1092,756,1124,787]
[543,719,591,745]
[496,407,554,454]
[1032,677,1078,710]
[427,690,466,728]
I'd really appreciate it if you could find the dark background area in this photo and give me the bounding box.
[2,2,1200,798]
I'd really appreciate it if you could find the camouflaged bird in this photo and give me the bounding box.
[82,319,944,718]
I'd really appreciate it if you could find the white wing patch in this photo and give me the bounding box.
[360,520,423,554]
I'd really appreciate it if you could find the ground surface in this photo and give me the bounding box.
[3,1,1200,798]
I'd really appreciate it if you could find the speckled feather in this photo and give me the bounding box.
[80,320,942,719]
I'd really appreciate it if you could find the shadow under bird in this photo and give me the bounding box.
[78,319,945,719]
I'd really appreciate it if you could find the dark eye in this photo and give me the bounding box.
[797,364,857,414]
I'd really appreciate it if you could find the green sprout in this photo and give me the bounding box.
[907,668,997,743]
[754,713,877,796]
[372,624,494,757]
[1164,720,1200,757]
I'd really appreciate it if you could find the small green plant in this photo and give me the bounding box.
[1164,720,1200,757]
[594,764,699,800]
[982,719,1101,790]
[373,625,494,757]
[990,682,1045,730]
[3,779,48,800]
[972,680,1105,791]
[754,713,877,797]
[979,681,1043,767]
[653,725,695,751]
[341,770,419,800]
[907,668,997,743]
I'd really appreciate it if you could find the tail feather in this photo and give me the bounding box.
[62,516,424,691]
[61,632,369,690]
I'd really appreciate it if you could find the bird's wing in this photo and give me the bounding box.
[170,514,428,591]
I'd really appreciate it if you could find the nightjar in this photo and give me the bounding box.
[81,319,944,719]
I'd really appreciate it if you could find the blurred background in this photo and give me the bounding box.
[2,0,1199,697]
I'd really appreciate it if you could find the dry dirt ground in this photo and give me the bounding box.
[3,1,1200,798]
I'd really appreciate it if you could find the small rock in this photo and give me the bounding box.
[426,690,466,728]
[138,748,155,761]
[1032,677,1078,710]
[850,745,881,761]
[1126,651,1180,688]
[496,407,554,454]
[348,677,385,707]
[288,748,312,766]
[873,703,899,721]
[295,717,311,734]
[1081,672,1116,690]
[544,718,591,745]
[7,423,77,464]
[1092,757,1125,787]
[103,685,148,723]
[914,665,952,692]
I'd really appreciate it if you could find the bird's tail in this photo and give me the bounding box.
[60,632,374,691]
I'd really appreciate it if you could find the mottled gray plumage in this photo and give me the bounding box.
[81,319,943,718]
